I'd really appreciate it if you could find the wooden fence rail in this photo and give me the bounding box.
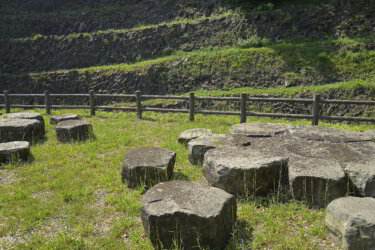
[1,90,375,125]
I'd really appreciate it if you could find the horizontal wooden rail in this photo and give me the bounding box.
[2,90,375,125]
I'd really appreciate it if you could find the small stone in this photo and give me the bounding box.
[122,147,176,188]
[0,118,43,144]
[50,113,80,125]
[188,134,251,166]
[177,128,212,146]
[326,196,375,250]
[203,146,289,196]
[141,181,236,249]
[56,120,93,143]
[5,112,45,137]
[0,141,31,163]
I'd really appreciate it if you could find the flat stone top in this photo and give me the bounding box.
[142,181,234,217]
[52,113,79,120]
[0,118,40,127]
[188,134,251,148]
[204,146,288,170]
[5,112,42,120]
[250,136,346,179]
[124,147,175,168]
[0,141,30,151]
[56,120,90,129]
[178,128,212,141]
[327,196,375,224]
[230,122,292,137]
[288,124,371,143]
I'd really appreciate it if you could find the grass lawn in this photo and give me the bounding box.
[1,108,374,249]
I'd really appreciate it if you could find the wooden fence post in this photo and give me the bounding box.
[240,93,247,123]
[136,91,142,119]
[189,92,195,121]
[44,90,51,115]
[89,90,96,116]
[312,94,321,126]
[4,90,10,113]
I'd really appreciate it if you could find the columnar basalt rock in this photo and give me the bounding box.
[250,136,349,208]
[0,141,31,163]
[0,118,43,144]
[203,146,289,196]
[6,112,45,137]
[141,181,237,250]
[122,147,176,188]
[326,196,375,250]
[188,134,251,166]
[50,113,80,125]
[56,120,93,143]
[177,128,212,147]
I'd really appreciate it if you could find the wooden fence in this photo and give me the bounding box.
[1,90,375,125]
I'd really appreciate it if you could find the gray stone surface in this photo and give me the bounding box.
[288,124,372,143]
[203,146,288,196]
[122,147,176,188]
[141,181,236,249]
[5,112,45,136]
[50,113,80,125]
[0,118,43,144]
[177,128,212,146]
[188,134,251,166]
[327,141,375,197]
[0,141,31,163]
[326,196,375,250]
[250,136,349,208]
[56,120,93,143]
[230,122,292,137]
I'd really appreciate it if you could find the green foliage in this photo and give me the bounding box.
[237,35,271,48]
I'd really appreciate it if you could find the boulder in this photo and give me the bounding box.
[326,196,375,250]
[50,113,80,125]
[0,118,43,144]
[177,128,212,146]
[5,112,45,136]
[0,141,31,163]
[251,136,349,208]
[203,146,288,196]
[56,120,93,142]
[122,147,176,188]
[230,122,292,137]
[141,181,236,249]
[188,134,251,166]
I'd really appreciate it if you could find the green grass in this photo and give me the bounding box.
[1,108,374,249]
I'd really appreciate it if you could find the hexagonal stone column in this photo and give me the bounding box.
[326,196,375,250]
[178,128,212,147]
[122,147,176,188]
[56,120,93,143]
[250,136,349,208]
[204,146,289,196]
[51,113,80,125]
[0,118,43,143]
[188,134,251,166]
[0,141,31,163]
[141,181,237,249]
[6,112,45,137]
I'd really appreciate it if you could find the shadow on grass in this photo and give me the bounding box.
[172,170,191,181]
[227,219,254,249]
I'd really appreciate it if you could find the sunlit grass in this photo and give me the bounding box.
[1,108,373,249]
